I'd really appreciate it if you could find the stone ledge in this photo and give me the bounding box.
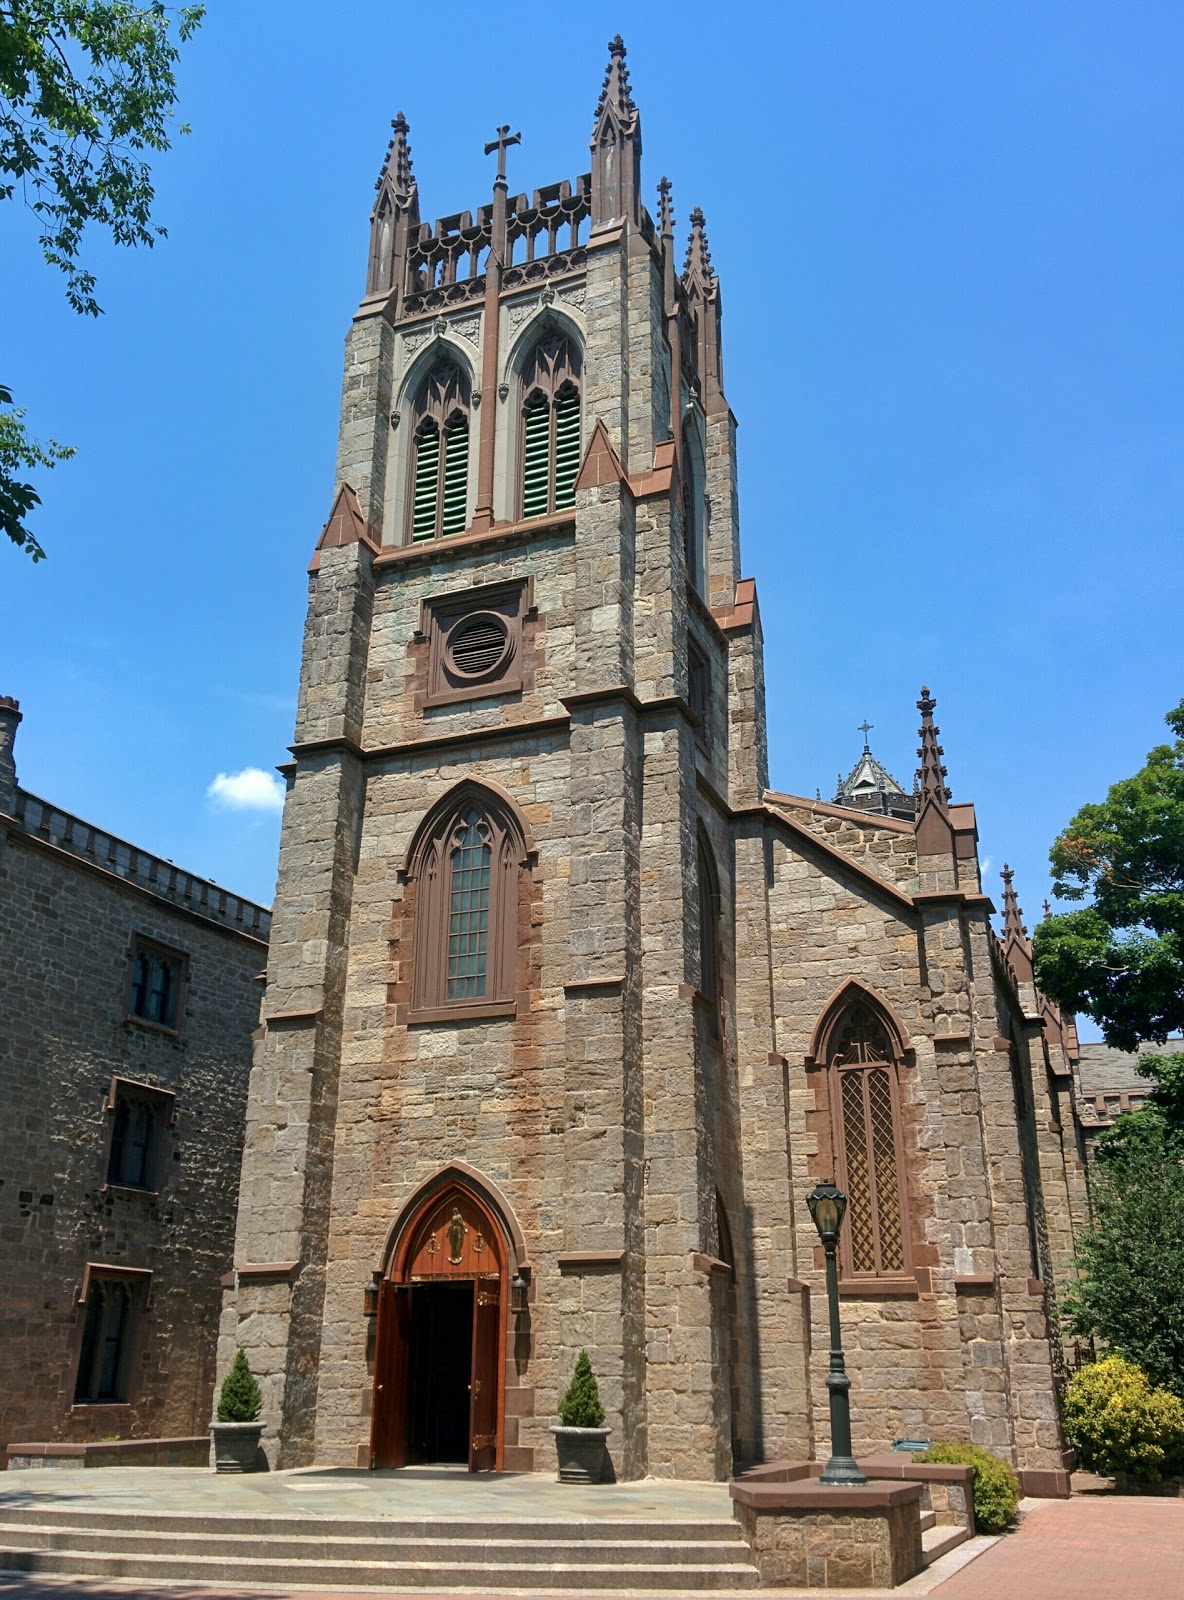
[731,1478,923,1511]
[3,1437,209,1471]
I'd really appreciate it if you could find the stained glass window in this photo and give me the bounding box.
[446,810,491,1000]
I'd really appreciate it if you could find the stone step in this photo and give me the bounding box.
[919,1508,937,1532]
[0,1524,746,1569]
[0,1504,743,1544]
[921,1523,970,1566]
[0,1548,762,1590]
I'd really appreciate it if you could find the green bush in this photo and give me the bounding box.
[216,1349,262,1424]
[557,1349,606,1428]
[1062,1356,1184,1482]
[915,1440,1020,1534]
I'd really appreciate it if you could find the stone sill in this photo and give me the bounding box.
[406,999,518,1025]
[838,1277,921,1298]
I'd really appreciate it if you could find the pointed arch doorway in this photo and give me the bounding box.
[370,1181,507,1472]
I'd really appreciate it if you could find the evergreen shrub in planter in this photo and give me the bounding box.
[210,1349,265,1473]
[915,1440,1020,1533]
[551,1350,610,1484]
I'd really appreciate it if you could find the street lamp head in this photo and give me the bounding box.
[806,1177,848,1247]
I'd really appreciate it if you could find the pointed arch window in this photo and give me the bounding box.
[697,830,722,1035]
[519,331,582,518]
[825,1000,912,1281]
[408,359,471,542]
[408,787,527,1020]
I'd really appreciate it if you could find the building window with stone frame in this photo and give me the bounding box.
[826,1000,913,1283]
[127,937,186,1033]
[104,1078,174,1193]
[408,357,472,542]
[406,784,528,1022]
[72,1271,148,1405]
[519,329,582,519]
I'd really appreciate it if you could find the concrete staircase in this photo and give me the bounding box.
[0,1503,763,1590]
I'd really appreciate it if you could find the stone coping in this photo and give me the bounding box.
[731,1477,924,1511]
[738,1456,973,1489]
[3,1436,209,1470]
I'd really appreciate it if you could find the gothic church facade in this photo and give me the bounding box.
[221,40,1084,1485]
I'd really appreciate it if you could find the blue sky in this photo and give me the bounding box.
[3,3,1181,1027]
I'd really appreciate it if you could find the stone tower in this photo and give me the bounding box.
[222,39,1079,1488]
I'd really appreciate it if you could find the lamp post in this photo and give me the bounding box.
[806,1178,867,1486]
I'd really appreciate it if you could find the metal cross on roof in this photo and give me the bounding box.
[484,124,521,182]
[858,719,874,750]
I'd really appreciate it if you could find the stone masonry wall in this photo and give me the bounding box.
[0,828,263,1449]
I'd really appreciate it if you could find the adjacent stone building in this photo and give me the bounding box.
[219,40,1086,1488]
[0,696,269,1455]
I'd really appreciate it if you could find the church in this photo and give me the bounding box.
[219,39,1085,1489]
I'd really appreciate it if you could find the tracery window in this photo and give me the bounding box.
[829,1002,911,1280]
[409,359,471,541]
[520,331,581,518]
[108,1096,156,1189]
[409,787,526,1019]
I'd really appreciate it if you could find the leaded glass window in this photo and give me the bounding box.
[831,1003,910,1279]
[446,810,491,1000]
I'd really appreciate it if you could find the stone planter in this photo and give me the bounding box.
[210,1421,265,1474]
[551,1424,610,1484]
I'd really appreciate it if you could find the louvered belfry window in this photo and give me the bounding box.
[409,360,471,541]
[520,331,581,518]
[831,1004,910,1278]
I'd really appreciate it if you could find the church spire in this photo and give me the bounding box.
[590,35,642,230]
[366,111,420,300]
[914,686,952,808]
[681,207,725,414]
[682,207,715,299]
[1000,864,1026,942]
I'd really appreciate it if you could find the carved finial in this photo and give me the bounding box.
[657,176,673,239]
[374,111,416,209]
[1000,864,1027,941]
[594,34,638,126]
[682,206,716,297]
[915,685,952,807]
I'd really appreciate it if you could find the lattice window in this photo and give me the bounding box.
[408,786,527,1017]
[520,331,581,518]
[831,1003,910,1278]
[446,810,491,1000]
[408,360,471,541]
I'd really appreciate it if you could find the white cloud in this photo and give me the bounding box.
[207,767,285,814]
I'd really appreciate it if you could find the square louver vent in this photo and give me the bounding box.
[419,578,533,710]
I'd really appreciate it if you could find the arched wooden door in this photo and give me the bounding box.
[370,1184,506,1472]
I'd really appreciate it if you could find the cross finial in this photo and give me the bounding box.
[484,124,521,183]
[857,719,874,750]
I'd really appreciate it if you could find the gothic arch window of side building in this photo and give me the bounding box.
[406,784,530,1019]
[408,357,472,542]
[519,328,582,519]
[812,988,914,1284]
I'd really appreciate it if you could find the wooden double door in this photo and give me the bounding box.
[370,1187,505,1472]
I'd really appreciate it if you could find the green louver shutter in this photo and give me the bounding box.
[441,415,469,535]
[521,395,551,519]
[412,422,441,540]
[553,389,580,510]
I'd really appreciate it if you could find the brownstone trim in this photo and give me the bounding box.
[786,1277,810,1294]
[265,1008,323,1027]
[236,1262,300,1284]
[1018,1467,1072,1498]
[561,684,643,714]
[371,511,575,572]
[76,1262,153,1307]
[838,1278,920,1298]
[913,890,996,911]
[292,715,570,768]
[100,1075,176,1197]
[953,1274,997,1291]
[557,1251,624,1270]
[933,1032,972,1046]
[730,1479,923,1511]
[1027,1277,1047,1297]
[104,1075,176,1117]
[692,1252,732,1276]
[406,999,519,1025]
[377,1163,530,1276]
[415,577,533,711]
[804,981,914,1068]
[563,975,625,994]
